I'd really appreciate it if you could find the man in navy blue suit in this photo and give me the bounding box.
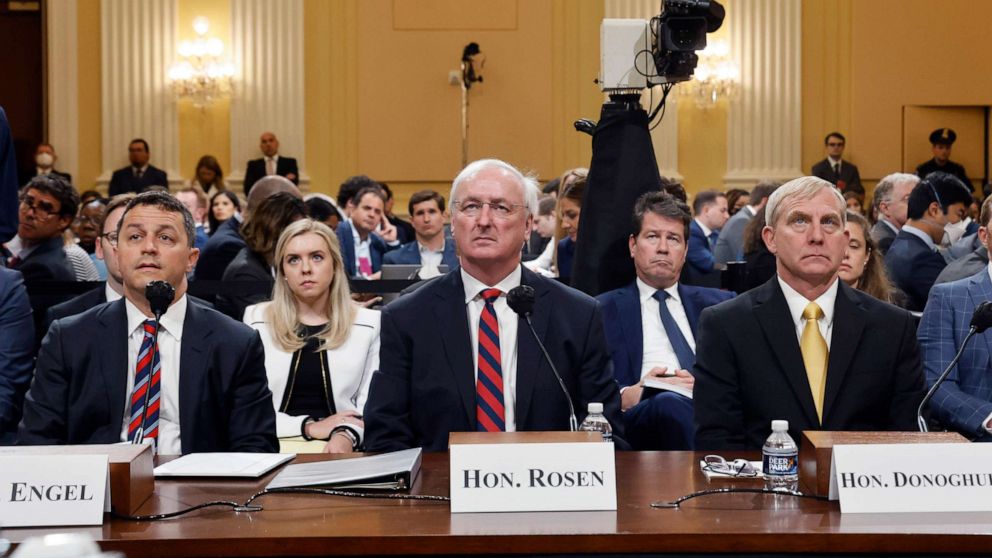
[336,185,397,279]
[885,172,972,311]
[918,203,992,441]
[383,190,457,273]
[19,192,276,453]
[683,189,728,287]
[598,191,733,450]
[0,268,34,444]
[365,159,622,451]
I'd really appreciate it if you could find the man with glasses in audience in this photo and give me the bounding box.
[365,159,622,451]
[870,173,919,255]
[812,132,863,195]
[2,175,77,282]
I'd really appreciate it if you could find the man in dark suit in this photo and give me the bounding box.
[694,176,926,450]
[243,132,299,195]
[918,217,992,441]
[108,139,169,196]
[598,191,733,450]
[194,175,300,281]
[19,143,72,187]
[365,159,622,452]
[0,268,34,444]
[383,190,458,272]
[885,172,973,311]
[2,176,77,282]
[336,186,397,278]
[0,107,18,244]
[811,132,863,195]
[19,192,277,454]
[870,173,918,255]
[917,128,970,190]
[682,190,728,287]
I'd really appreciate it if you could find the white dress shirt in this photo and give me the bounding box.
[637,278,696,377]
[120,295,187,454]
[828,155,842,174]
[694,218,714,241]
[349,219,373,278]
[778,276,838,350]
[105,283,123,303]
[418,239,446,277]
[462,266,521,431]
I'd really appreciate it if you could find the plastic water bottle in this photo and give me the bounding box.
[578,402,613,443]
[762,419,799,492]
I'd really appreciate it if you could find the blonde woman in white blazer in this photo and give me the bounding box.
[243,219,380,453]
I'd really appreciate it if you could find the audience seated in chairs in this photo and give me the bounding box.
[208,190,241,238]
[216,192,307,321]
[556,174,586,279]
[336,185,398,279]
[383,189,458,275]
[839,211,900,305]
[244,219,379,454]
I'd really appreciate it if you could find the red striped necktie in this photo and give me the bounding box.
[476,288,505,432]
[128,320,161,448]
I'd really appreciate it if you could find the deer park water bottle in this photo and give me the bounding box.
[762,419,799,492]
[578,402,613,443]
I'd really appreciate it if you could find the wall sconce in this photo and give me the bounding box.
[680,39,739,109]
[167,16,235,108]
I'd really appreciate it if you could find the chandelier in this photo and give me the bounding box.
[167,17,235,108]
[680,39,739,109]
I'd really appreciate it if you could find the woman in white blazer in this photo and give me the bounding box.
[244,218,380,453]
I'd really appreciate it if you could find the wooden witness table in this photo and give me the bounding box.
[4,452,992,557]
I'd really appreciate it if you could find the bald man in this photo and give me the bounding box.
[243,132,299,195]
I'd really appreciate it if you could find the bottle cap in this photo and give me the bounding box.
[771,419,789,432]
[587,402,604,414]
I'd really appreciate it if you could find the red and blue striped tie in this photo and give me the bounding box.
[476,288,505,432]
[128,320,161,446]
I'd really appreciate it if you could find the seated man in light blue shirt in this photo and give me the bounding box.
[383,190,457,276]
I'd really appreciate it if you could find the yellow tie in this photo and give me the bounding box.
[801,301,828,423]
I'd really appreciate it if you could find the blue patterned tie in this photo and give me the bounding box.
[128,320,161,447]
[476,289,505,432]
[653,290,695,371]
[708,231,720,248]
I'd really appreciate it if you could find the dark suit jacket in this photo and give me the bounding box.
[812,159,864,195]
[336,221,392,278]
[382,239,458,270]
[683,221,721,288]
[108,165,168,196]
[18,298,277,453]
[0,108,18,244]
[693,278,925,450]
[870,219,899,255]
[597,281,734,388]
[386,215,415,245]
[20,169,72,187]
[884,229,946,311]
[364,267,624,452]
[243,156,299,194]
[557,237,575,279]
[215,247,273,320]
[936,246,989,286]
[5,236,74,282]
[193,218,246,281]
[43,285,214,338]
[917,159,969,188]
[0,268,34,443]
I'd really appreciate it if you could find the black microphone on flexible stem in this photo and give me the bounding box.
[132,280,175,447]
[917,301,992,432]
[506,285,578,431]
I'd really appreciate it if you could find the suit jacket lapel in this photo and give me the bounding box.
[752,279,820,426]
[515,267,551,428]
[617,283,643,384]
[98,300,130,433]
[678,283,703,338]
[433,271,476,426]
[968,271,992,359]
[821,282,865,423]
[178,302,211,454]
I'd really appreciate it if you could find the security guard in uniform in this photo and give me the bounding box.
[917,128,970,189]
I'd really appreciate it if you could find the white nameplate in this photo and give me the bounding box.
[830,443,992,513]
[0,454,108,526]
[449,442,617,513]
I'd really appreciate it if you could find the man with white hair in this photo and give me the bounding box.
[870,173,919,255]
[365,158,623,451]
[694,176,925,450]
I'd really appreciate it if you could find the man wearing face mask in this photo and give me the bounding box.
[885,172,974,311]
[19,143,72,187]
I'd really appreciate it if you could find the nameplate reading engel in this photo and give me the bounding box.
[0,454,108,526]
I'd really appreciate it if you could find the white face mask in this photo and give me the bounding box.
[36,152,54,168]
[944,218,969,245]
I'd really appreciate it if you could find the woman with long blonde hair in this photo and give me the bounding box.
[243,219,380,453]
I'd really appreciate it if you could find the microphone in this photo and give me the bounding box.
[132,281,175,448]
[917,301,992,432]
[507,285,578,431]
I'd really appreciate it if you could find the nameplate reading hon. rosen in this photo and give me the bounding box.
[0,454,108,527]
[449,442,617,513]
[830,443,992,513]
